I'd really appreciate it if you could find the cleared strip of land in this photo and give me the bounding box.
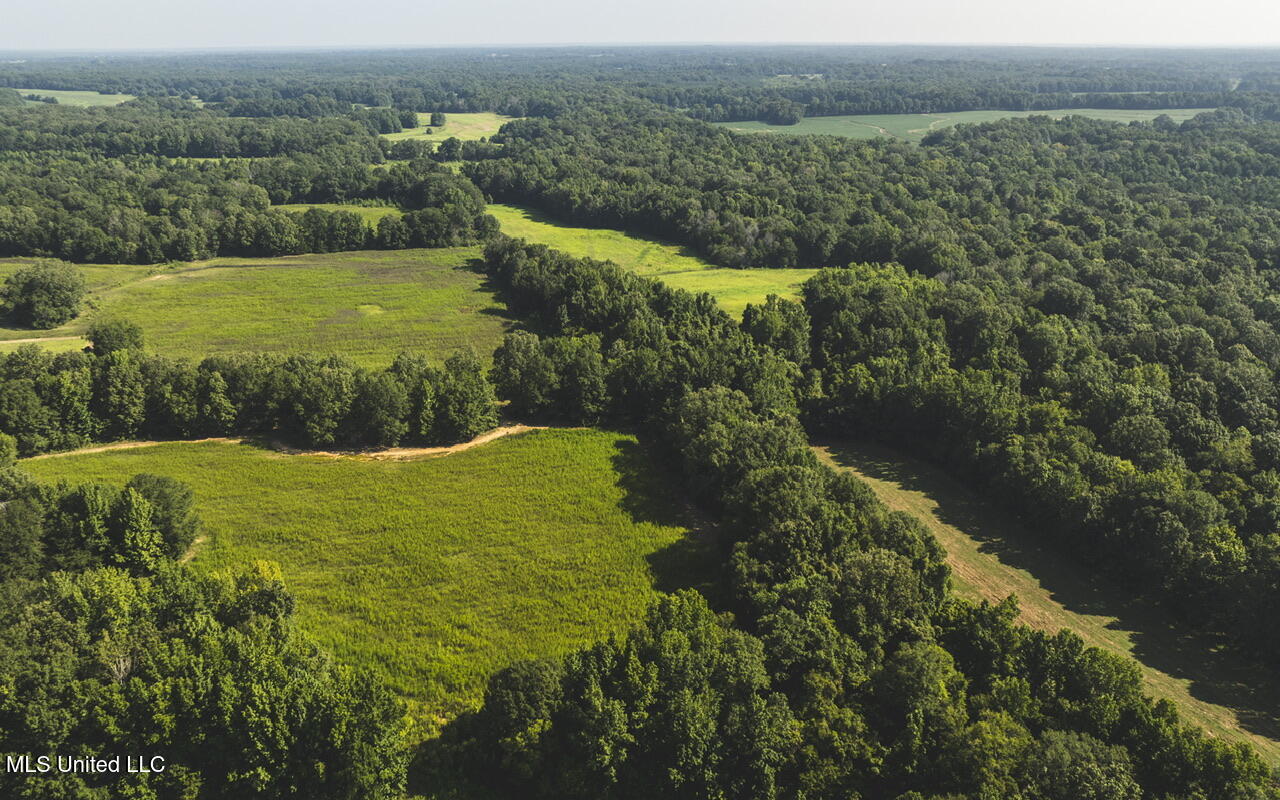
[716,108,1217,143]
[488,203,818,316]
[815,439,1280,764]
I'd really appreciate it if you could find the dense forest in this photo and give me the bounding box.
[4,44,1280,798]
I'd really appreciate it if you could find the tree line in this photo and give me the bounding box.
[416,236,1280,800]
[0,333,498,455]
[0,151,495,263]
[0,464,407,798]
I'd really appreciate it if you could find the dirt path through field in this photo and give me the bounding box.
[0,335,82,346]
[814,439,1280,764]
[28,425,548,462]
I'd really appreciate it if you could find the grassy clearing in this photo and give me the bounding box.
[23,429,714,726]
[0,248,511,368]
[716,108,1217,143]
[272,203,403,225]
[381,112,515,143]
[815,440,1280,764]
[14,88,135,106]
[489,204,817,316]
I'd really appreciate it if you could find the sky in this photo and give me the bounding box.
[4,0,1280,51]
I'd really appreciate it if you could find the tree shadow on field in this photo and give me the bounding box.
[609,437,726,608]
[818,438,1280,755]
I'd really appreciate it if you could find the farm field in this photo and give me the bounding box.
[22,429,714,727]
[815,439,1280,764]
[380,111,515,143]
[13,87,136,106]
[0,248,510,367]
[715,107,1217,143]
[273,202,403,224]
[488,203,818,316]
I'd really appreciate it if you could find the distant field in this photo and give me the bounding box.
[273,203,403,225]
[0,248,510,367]
[15,88,135,106]
[816,440,1280,764]
[489,204,817,316]
[715,107,1217,143]
[23,430,713,726]
[381,111,515,143]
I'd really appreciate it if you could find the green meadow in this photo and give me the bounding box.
[380,111,515,143]
[488,204,818,316]
[23,429,713,726]
[715,107,1217,143]
[0,248,510,367]
[273,202,403,225]
[15,88,136,106]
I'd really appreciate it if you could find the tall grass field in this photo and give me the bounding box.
[22,429,714,728]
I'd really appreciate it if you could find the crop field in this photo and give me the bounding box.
[272,202,403,225]
[23,429,714,726]
[380,111,515,143]
[0,248,510,367]
[815,440,1280,764]
[715,107,1217,143]
[489,203,818,316]
[14,87,136,106]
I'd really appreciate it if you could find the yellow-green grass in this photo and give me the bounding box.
[14,88,135,106]
[23,430,714,727]
[0,248,511,368]
[273,203,403,225]
[815,440,1280,764]
[716,108,1217,143]
[380,111,515,143]
[0,337,87,356]
[488,203,818,317]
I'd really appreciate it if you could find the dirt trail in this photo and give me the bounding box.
[0,335,82,346]
[27,425,547,462]
[815,439,1280,765]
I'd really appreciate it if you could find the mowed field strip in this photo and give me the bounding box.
[488,203,818,316]
[816,440,1280,764]
[716,107,1217,143]
[22,429,716,729]
[0,247,511,367]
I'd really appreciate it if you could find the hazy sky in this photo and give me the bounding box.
[5,0,1280,51]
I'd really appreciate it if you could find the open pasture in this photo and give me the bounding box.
[272,202,403,225]
[0,248,510,367]
[15,87,136,106]
[488,203,817,316]
[23,429,713,725]
[380,111,515,143]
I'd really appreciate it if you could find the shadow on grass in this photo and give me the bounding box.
[410,435,726,799]
[819,438,1280,752]
[609,437,726,607]
[498,203,710,265]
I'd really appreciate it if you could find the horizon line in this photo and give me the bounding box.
[4,41,1280,55]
